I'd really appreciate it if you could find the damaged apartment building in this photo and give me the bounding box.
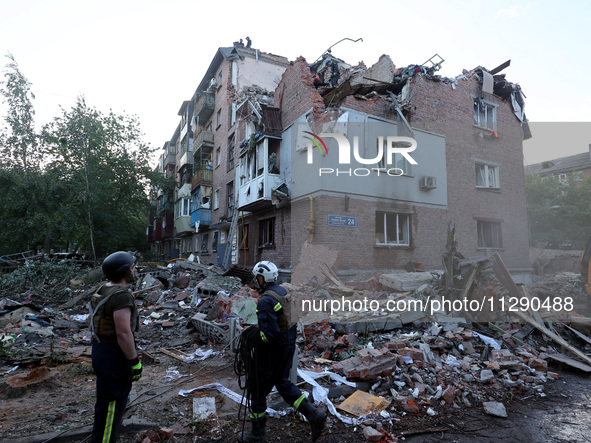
[149,42,532,281]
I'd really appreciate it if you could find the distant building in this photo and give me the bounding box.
[526,146,591,183]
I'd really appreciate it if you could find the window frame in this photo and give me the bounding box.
[476,219,503,249]
[475,162,500,189]
[228,134,235,171]
[212,231,219,252]
[375,211,410,246]
[259,218,275,247]
[213,188,220,210]
[201,233,209,252]
[473,97,497,131]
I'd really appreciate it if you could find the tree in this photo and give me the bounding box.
[0,53,39,177]
[526,174,591,249]
[42,97,157,258]
[0,56,158,258]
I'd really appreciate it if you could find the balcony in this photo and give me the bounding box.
[190,208,212,228]
[179,150,194,170]
[163,149,176,169]
[195,91,215,121]
[174,216,192,235]
[195,130,214,151]
[192,168,213,190]
[238,173,284,212]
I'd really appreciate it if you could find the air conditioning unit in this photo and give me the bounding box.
[420,176,437,190]
[208,78,217,90]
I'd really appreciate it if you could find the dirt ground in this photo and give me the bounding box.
[2,338,591,443]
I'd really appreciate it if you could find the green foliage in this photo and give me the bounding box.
[41,97,157,256]
[526,174,591,249]
[0,55,160,258]
[0,53,39,175]
[0,259,83,291]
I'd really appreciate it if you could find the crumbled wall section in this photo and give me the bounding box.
[276,57,325,127]
[281,55,530,271]
[350,54,396,86]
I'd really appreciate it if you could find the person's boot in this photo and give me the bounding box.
[237,414,267,443]
[297,399,326,442]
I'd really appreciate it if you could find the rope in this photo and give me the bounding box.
[233,325,267,429]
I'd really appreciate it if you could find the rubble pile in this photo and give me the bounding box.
[1,248,591,442]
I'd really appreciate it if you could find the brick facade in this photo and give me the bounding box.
[284,57,530,271]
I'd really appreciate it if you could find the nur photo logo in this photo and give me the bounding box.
[302,132,419,177]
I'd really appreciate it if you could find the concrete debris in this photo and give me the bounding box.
[483,401,507,418]
[2,244,591,441]
[379,272,433,292]
[193,396,217,421]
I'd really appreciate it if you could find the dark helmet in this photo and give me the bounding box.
[102,251,136,281]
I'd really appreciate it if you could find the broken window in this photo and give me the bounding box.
[256,144,264,176]
[375,212,410,246]
[213,189,220,210]
[269,139,280,174]
[259,218,275,247]
[376,138,411,175]
[217,70,223,87]
[473,98,497,131]
[227,180,235,210]
[475,163,499,189]
[201,233,209,252]
[216,108,222,128]
[477,220,502,249]
[230,103,237,127]
[228,135,235,171]
[239,158,247,186]
[212,231,219,252]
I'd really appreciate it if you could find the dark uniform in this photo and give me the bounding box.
[90,283,138,443]
[249,282,306,417]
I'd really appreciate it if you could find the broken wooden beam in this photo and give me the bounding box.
[492,252,591,367]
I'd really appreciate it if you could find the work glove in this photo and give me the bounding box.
[129,356,143,382]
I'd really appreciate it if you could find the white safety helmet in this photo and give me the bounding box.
[252,261,279,283]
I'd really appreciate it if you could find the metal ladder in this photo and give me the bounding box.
[222,201,239,270]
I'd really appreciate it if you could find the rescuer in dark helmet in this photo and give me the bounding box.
[89,251,142,442]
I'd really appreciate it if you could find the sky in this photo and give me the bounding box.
[0,0,590,167]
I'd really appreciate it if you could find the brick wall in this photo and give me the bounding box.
[290,194,447,271]
[408,75,530,268]
[284,65,530,271]
[237,206,291,269]
[276,57,325,128]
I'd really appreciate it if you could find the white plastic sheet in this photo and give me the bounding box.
[297,369,357,425]
[474,332,501,350]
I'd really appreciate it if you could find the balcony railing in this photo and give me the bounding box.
[190,208,212,228]
[195,130,214,150]
[192,168,213,189]
[195,91,215,121]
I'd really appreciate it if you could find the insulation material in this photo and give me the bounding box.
[337,390,390,417]
[482,71,494,95]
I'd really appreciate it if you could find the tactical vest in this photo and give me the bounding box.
[88,283,138,342]
[264,288,299,334]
